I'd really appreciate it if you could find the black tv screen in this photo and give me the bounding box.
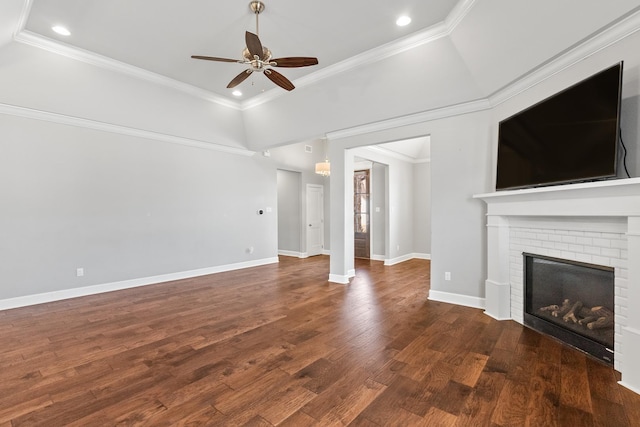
[496,62,623,191]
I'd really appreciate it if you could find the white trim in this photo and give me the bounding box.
[384,253,414,266]
[13,0,32,37]
[445,0,477,31]
[428,290,486,310]
[0,257,279,311]
[13,30,241,110]
[348,269,356,278]
[278,250,307,258]
[383,253,431,266]
[483,310,512,322]
[322,249,331,256]
[328,274,350,284]
[489,9,640,107]
[0,102,255,157]
[326,99,492,141]
[371,254,386,262]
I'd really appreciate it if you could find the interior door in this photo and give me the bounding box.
[306,184,324,256]
[354,170,370,259]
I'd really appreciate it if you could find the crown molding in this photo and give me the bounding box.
[13,30,242,111]
[13,0,32,37]
[445,0,477,32]
[0,102,255,157]
[489,7,640,107]
[327,99,491,141]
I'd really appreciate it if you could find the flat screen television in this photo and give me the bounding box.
[496,62,623,191]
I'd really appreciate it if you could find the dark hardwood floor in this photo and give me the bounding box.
[1,256,639,426]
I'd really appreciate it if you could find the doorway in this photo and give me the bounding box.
[354,169,370,259]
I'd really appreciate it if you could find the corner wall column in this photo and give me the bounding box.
[484,215,512,320]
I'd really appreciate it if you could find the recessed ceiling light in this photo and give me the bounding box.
[396,16,411,27]
[52,25,71,36]
[232,90,242,97]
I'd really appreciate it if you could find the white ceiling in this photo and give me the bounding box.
[21,0,459,101]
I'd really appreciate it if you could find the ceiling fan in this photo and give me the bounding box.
[191,1,319,91]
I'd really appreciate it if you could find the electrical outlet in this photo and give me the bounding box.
[76,268,84,277]
[445,272,451,281]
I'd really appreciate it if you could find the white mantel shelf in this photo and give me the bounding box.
[473,177,640,217]
[475,176,640,395]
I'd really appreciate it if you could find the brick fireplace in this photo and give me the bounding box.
[475,177,640,395]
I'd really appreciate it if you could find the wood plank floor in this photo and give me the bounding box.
[1,256,639,426]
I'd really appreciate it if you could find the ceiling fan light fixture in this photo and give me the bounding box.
[232,90,243,96]
[396,16,412,27]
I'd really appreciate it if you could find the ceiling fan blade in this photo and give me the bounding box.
[245,31,264,60]
[227,69,253,88]
[191,55,239,63]
[264,69,295,91]
[271,57,319,68]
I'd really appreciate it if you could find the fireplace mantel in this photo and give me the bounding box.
[474,177,640,217]
[474,177,640,394]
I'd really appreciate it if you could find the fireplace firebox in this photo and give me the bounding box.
[523,253,614,364]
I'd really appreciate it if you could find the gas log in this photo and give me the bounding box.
[539,299,613,330]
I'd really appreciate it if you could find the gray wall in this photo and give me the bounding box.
[0,114,277,300]
[276,170,301,253]
[413,162,431,256]
[371,162,387,258]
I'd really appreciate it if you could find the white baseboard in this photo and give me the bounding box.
[428,290,486,310]
[384,253,413,266]
[278,250,307,258]
[371,254,385,262]
[322,249,331,256]
[384,253,430,266]
[328,274,350,284]
[0,257,279,311]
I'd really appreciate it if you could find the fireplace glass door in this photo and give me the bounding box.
[524,253,614,364]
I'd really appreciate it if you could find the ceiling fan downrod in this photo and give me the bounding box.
[249,1,265,36]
